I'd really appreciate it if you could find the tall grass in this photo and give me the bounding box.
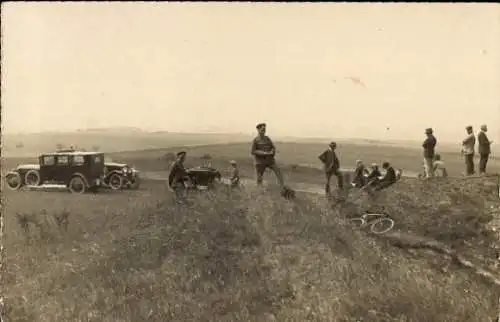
[3,179,499,321]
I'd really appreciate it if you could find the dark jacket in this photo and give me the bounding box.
[251,135,276,165]
[381,166,397,184]
[422,135,437,158]
[367,168,381,180]
[318,148,340,173]
[168,161,188,187]
[478,131,491,155]
[352,165,367,187]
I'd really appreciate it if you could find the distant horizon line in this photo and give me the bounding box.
[3,126,466,146]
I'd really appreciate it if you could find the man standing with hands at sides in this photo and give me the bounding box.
[478,124,493,175]
[462,125,476,176]
[251,123,285,188]
[318,141,343,196]
[168,151,189,203]
[422,128,437,179]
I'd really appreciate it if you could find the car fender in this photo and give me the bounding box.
[5,169,20,176]
[69,172,90,187]
[16,164,40,171]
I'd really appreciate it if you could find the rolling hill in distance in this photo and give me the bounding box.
[2,127,497,158]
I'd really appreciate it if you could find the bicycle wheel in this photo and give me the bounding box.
[369,217,395,234]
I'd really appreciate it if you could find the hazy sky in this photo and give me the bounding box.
[2,3,500,142]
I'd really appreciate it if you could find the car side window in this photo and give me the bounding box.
[73,155,85,166]
[57,155,69,166]
[94,155,102,164]
[43,156,55,166]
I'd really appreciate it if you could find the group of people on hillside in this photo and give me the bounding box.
[168,122,400,201]
[421,124,493,178]
[317,141,399,195]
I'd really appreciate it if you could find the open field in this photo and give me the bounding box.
[3,140,500,321]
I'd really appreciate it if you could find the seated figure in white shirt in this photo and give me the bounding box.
[432,154,448,177]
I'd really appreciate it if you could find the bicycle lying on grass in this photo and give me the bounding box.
[349,213,395,235]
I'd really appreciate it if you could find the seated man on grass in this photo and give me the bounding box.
[374,162,398,191]
[363,163,382,188]
[432,154,448,177]
[351,160,368,188]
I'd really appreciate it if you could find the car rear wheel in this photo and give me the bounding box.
[68,176,87,194]
[108,173,124,190]
[5,172,22,190]
[25,170,41,186]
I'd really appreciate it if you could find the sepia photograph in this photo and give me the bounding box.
[1,2,500,321]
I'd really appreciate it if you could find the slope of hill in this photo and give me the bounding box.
[3,176,499,321]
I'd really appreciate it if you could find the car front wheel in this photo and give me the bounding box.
[25,170,41,186]
[108,173,124,190]
[68,176,87,194]
[5,172,23,190]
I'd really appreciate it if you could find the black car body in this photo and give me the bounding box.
[186,166,221,189]
[5,151,105,194]
[103,162,141,190]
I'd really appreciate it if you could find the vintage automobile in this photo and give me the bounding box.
[4,150,105,194]
[103,162,141,190]
[185,166,222,190]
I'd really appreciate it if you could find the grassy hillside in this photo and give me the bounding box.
[3,132,500,320]
[3,177,499,321]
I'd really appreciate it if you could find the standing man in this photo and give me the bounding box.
[168,151,189,203]
[318,141,344,196]
[250,123,285,188]
[422,128,437,179]
[478,124,493,175]
[462,125,476,176]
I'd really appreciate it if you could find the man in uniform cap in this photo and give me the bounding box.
[318,141,343,195]
[168,151,189,202]
[478,124,493,175]
[250,123,285,188]
[422,127,437,179]
[461,125,476,176]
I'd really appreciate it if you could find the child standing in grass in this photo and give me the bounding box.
[229,160,240,188]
